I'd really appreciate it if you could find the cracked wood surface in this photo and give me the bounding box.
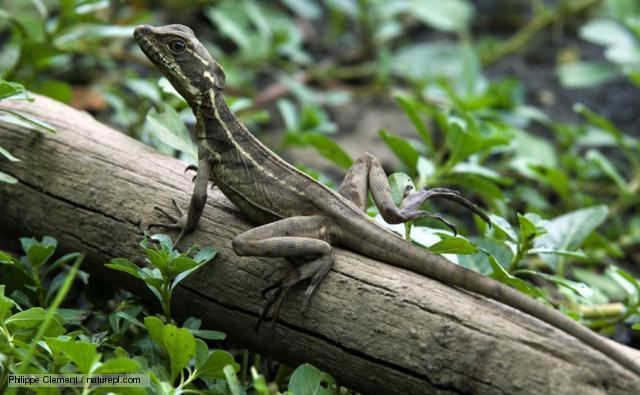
[1,95,639,394]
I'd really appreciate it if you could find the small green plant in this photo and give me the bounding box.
[106,234,217,324]
[0,236,81,307]
[0,235,336,393]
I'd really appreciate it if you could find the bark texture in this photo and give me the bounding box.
[1,95,639,394]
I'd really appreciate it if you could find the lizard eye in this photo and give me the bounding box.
[167,39,186,54]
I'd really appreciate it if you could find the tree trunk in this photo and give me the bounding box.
[1,95,639,394]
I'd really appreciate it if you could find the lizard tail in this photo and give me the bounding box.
[347,221,640,378]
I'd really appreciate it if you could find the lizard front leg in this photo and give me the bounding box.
[149,143,212,245]
[231,215,333,330]
[339,153,489,232]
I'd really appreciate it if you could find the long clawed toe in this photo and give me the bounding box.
[399,186,491,232]
[255,256,333,332]
[255,283,291,333]
[147,198,187,231]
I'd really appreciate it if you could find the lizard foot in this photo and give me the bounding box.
[396,187,491,235]
[147,198,189,243]
[255,254,333,332]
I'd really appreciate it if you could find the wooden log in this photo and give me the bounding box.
[1,95,639,394]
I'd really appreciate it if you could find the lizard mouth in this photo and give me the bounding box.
[134,25,162,63]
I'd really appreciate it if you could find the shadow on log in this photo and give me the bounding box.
[1,95,639,394]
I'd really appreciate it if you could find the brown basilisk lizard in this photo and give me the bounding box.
[134,24,640,377]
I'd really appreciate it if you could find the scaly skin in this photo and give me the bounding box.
[134,24,640,378]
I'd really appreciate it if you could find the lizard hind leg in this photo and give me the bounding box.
[344,153,490,231]
[231,215,334,331]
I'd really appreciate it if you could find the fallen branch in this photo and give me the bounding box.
[0,95,638,394]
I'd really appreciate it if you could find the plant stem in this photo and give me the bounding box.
[481,0,603,66]
[32,271,46,307]
[161,281,173,324]
[509,237,533,272]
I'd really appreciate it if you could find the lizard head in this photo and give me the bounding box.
[134,24,226,105]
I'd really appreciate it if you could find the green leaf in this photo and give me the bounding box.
[509,129,557,173]
[0,250,18,265]
[26,243,56,268]
[143,104,197,162]
[139,268,164,299]
[388,173,414,206]
[0,79,27,100]
[379,129,420,173]
[393,42,482,94]
[300,133,353,169]
[573,103,627,143]
[0,108,56,133]
[205,8,252,51]
[31,80,73,103]
[56,308,89,326]
[6,307,47,328]
[518,213,538,242]
[281,0,322,19]
[278,99,298,131]
[251,367,269,395]
[517,270,593,299]
[488,257,545,298]
[288,363,335,395]
[451,162,506,182]
[528,164,570,200]
[416,156,435,185]
[189,328,226,341]
[535,206,608,252]
[0,285,16,322]
[195,350,238,379]
[224,365,243,395]
[143,316,165,347]
[439,173,504,202]
[610,268,640,309]
[53,24,135,51]
[410,0,474,32]
[444,116,511,168]
[105,258,142,279]
[47,338,100,374]
[579,19,635,48]
[5,0,47,42]
[0,145,20,162]
[0,170,18,184]
[93,357,140,374]
[171,256,212,291]
[557,62,619,88]
[114,311,145,329]
[395,95,433,150]
[488,214,517,242]
[144,248,170,274]
[149,234,174,252]
[527,248,587,259]
[12,255,83,383]
[162,323,196,382]
[428,237,478,254]
[586,149,630,192]
[633,323,640,331]
[45,252,82,276]
[126,79,161,103]
[628,69,640,88]
[193,247,218,265]
[167,256,200,277]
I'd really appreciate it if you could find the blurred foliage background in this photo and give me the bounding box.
[1,0,640,393]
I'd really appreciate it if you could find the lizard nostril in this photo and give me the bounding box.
[133,25,152,40]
